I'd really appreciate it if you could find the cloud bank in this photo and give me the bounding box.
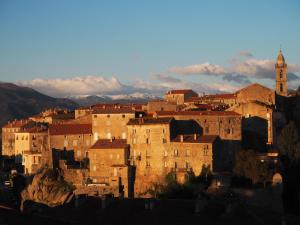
[168,53,300,83]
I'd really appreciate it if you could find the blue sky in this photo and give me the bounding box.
[0,0,299,96]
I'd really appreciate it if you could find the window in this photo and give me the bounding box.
[64,140,68,147]
[93,165,97,171]
[86,139,90,146]
[174,149,178,157]
[93,115,97,118]
[280,83,283,92]
[122,132,126,139]
[186,149,190,157]
[114,168,118,176]
[107,114,110,118]
[164,161,168,167]
[164,151,168,157]
[73,140,78,147]
[116,154,120,159]
[174,162,178,169]
[133,138,137,144]
[94,132,99,141]
[205,127,209,133]
[122,114,125,118]
[146,149,150,157]
[146,138,149,144]
[280,70,283,78]
[146,129,150,133]
[107,133,111,139]
[203,145,209,156]
[162,129,165,134]
[227,129,231,134]
[185,162,190,169]
[146,161,150,168]
[162,138,167,144]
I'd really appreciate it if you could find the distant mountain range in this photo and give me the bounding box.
[0,82,79,128]
[68,92,160,106]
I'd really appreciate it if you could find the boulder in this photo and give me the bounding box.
[20,168,75,211]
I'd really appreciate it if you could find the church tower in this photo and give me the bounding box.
[275,49,288,96]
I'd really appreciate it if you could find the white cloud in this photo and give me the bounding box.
[168,53,300,82]
[16,76,126,97]
[168,62,228,75]
[16,75,241,98]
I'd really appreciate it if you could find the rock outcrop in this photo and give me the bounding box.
[20,168,75,211]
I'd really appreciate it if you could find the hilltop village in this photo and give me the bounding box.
[1,50,300,198]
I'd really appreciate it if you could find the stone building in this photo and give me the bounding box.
[147,99,178,113]
[92,108,142,141]
[275,50,288,97]
[88,139,132,197]
[188,94,237,108]
[14,125,48,174]
[164,89,198,105]
[154,111,242,141]
[1,119,35,157]
[235,83,275,106]
[126,117,224,196]
[48,124,93,166]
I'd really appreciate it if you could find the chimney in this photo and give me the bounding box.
[194,133,197,141]
[180,135,183,142]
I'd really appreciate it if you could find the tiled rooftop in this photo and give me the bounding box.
[166,89,195,95]
[127,117,173,125]
[90,139,129,149]
[155,110,240,116]
[49,124,92,135]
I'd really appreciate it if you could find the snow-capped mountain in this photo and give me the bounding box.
[68,92,161,106]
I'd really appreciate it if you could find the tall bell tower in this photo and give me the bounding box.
[275,49,288,96]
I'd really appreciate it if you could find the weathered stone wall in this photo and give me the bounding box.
[92,113,135,140]
[49,133,93,161]
[236,83,275,105]
[147,100,177,113]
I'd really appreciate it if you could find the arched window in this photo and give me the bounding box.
[280,83,283,92]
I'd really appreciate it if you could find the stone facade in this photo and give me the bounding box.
[88,139,132,197]
[235,83,275,106]
[1,119,34,157]
[165,89,198,105]
[92,108,138,141]
[147,100,178,113]
[275,50,288,97]
[126,117,224,196]
[48,124,93,167]
[14,126,48,168]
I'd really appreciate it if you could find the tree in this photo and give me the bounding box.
[233,149,269,184]
[278,121,300,215]
[278,121,300,160]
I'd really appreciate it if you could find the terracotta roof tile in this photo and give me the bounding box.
[3,119,32,128]
[155,111,240,116]
[166,89,196,95]
[49,124,92,135]
[127,117,173,125]
[90,139,129,149]
[92,108,135,114]
[172,134,218,143]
